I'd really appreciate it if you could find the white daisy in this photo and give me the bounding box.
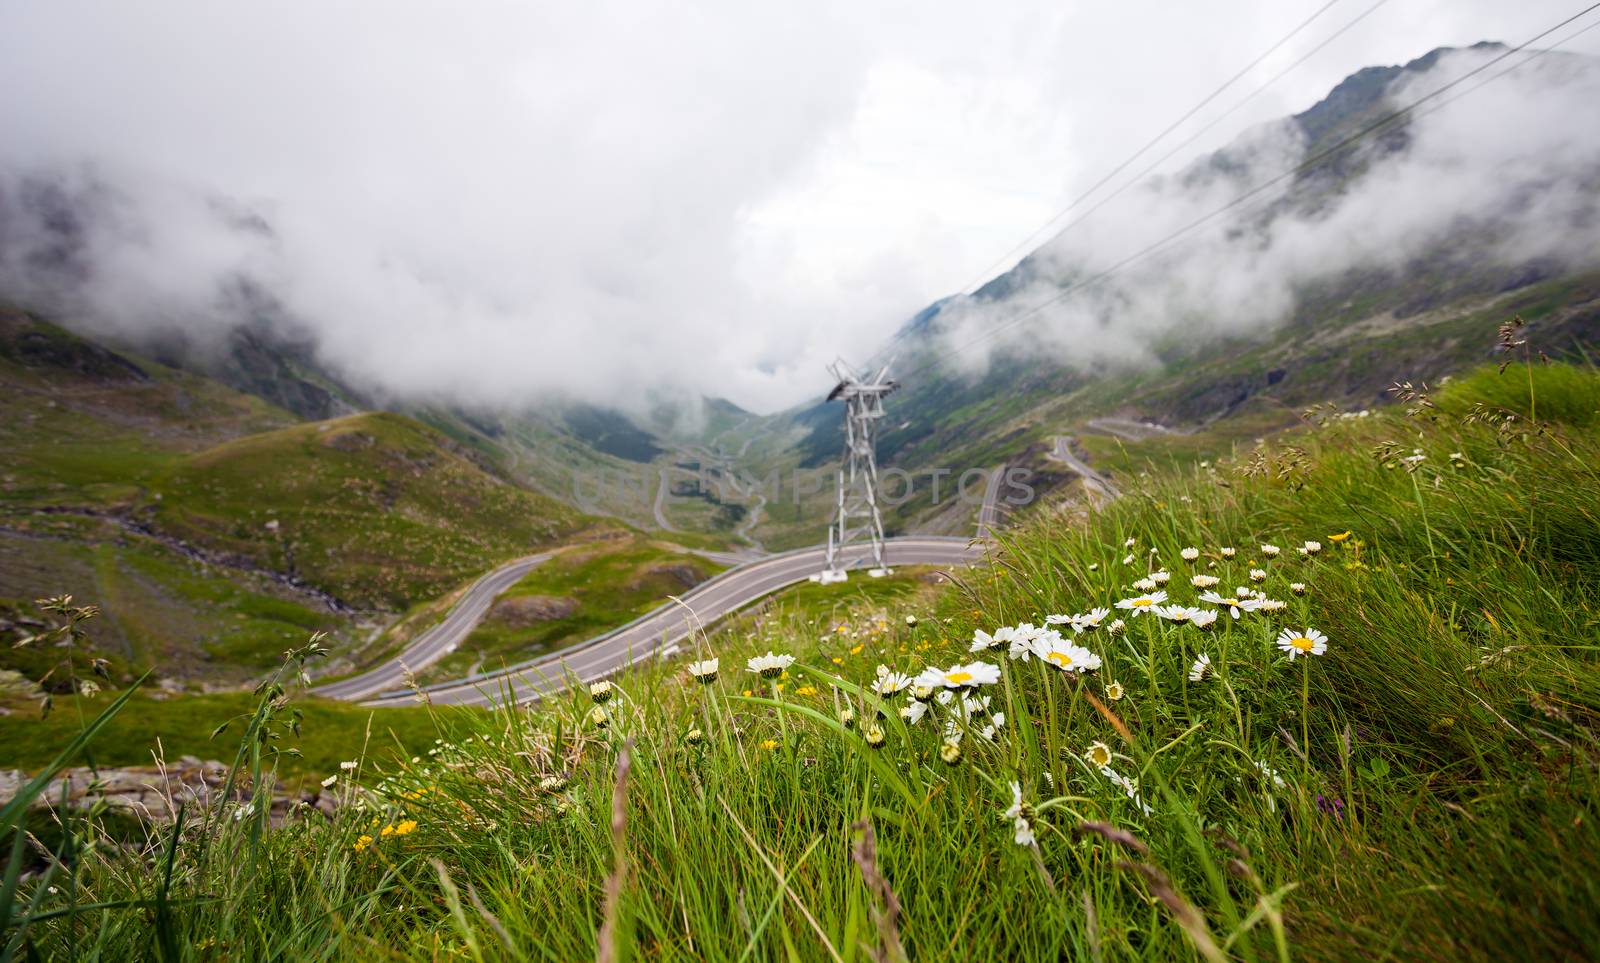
[1115,591,1168,615]
[1220,547,1237,558]
[1124,537,1136,548]
[1003,781,1037,846]
[588,680,615,703]
[746,652,796,679]
[1006,623,1045,661]
[1188,653,1214,682]
[899,701,929,725]
[1122,554,1135,566]
[969,628,1004,653]
[1159,604,1204,625]
[1150,570,1171,585]
[1180,547,1200,561]
[1100,767,1153,816]
[1257,598,1287,613]
[1261,543,1281,557]
[1106,619,1127,636]
[1074,607,1111,632]
[1301,540,1323,556]
[1191,574,1220,588]
[915,661,1001,689]
[687,658,719,682]
[1085,741,1114,768]
[320,774,338,788]
[1249,568,1267,583]
[1105,681,1125,701]
[872,670,912,696]
[1132,577,1159,592]
[1199,590,1260,619]
[1289,582,1308,596]
[1276,627,1329,659]
[1033,636,1103,673]
[1191,610,1219,629]
[1254,759,1287,790]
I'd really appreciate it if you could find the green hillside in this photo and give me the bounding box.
[143,412,588,611]
[420,532,726,682]
[13,361,1597,959]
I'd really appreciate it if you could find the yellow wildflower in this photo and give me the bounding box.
[353,834,373,852]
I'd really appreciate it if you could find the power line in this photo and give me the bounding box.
[1024,0,1393,267]
[899,2,1600,383]
[870,0,1353,363]
[951,0,1346,297]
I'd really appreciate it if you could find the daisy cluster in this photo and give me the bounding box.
[642,534,1343,854]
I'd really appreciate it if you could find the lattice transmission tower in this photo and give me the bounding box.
[818,359,898,583]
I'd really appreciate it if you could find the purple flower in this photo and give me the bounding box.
[1316,794,1346,819]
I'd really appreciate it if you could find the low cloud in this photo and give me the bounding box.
[1,4,1594,415]
[934,46,1600,378]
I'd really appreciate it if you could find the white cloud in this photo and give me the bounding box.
[0,0,1594,412]
[933,44,1600,378]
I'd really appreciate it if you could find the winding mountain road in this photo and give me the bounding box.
[315,457,1012,708]
[975,464,1007,539]
[354,536,983,708]
[312,552,555,701]
[1048,436,1120,501]
[1084,417,1184,442]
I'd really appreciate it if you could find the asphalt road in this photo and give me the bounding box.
[1084,417,1183,442]
[310,552,554,701]
[1048,437,1121,501]
[357,535,984,708]
[975,463,1007,538]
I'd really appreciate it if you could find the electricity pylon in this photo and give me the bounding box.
[818,359,898,583]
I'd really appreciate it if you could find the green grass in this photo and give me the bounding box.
[144,412,589,610]
[6,362,1599,960]
[0,531,351,688]
[0,690,449,789]
[421,534,725,681]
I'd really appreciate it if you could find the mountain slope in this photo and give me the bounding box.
[144,412,587,610]
[764,43,1600,534]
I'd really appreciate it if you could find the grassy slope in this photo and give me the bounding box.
[15,361,1596,961]
[143,412,588,611]
[0,689,451,789]
[0,311,594,691]
[0,531,342,687]
[0,312,366,686]
[420,533,726,682]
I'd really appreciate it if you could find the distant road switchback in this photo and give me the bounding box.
[327,536,983,708]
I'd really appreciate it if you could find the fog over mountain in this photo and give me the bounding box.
[932,44,1600,376]
[1,1,1596,414]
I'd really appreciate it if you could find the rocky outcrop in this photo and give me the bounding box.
[0,757,341,824]
[488,594,579,626]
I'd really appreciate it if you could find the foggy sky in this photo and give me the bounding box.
[1,1,1596,413]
